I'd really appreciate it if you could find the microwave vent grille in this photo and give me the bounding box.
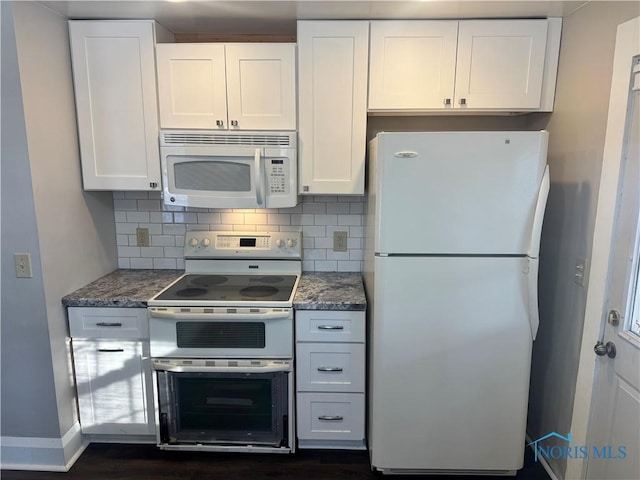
[163,133,291,147]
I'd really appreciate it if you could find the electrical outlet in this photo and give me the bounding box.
[136,227,150,247]
[333,231,348,252]
[14,253,32,278]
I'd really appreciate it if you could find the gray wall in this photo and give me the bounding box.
[526,2,640,478]
[1,0,118,452]
[0,0,60,438]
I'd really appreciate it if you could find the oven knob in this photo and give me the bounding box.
[276,239,285,248]
[201,238,211,247]
[287,238,297,248]
[189,238,198,247]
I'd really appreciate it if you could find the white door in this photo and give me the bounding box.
[225,43,296,130]
[373,131,548,255]
[454,20,548,110]
[585,56,640,480]
[297,21,369,195]
[368,20,458,110]
[369,256,534,472]
[156,43,228,129]
[69,21,161,191]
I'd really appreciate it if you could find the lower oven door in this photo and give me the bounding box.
[153,359,293,452]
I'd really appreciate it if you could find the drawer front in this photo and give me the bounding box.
[295,310,365,343]
[297,392,364,441]
[68,307,148,339]
[296,343,365,392]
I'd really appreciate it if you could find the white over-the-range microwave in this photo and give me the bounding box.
[159,130,298,209]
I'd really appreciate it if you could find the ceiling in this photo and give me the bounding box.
[38,0,591,35]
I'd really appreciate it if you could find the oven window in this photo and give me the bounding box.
[157,371,288,447]
[172,159,251,192]
[176,322,265,349]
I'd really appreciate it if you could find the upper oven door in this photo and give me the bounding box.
[160,145,297,209]
[148,307,293,359]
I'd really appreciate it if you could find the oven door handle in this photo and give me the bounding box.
[148,311,290,321]
[152,363,292,374]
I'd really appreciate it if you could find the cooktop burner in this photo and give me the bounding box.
[154,274,297,303]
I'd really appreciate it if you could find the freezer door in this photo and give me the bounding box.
[374,131,548,254]
[369,256,533,472]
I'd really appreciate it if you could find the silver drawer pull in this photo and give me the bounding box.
[95,322,122,327]
[317,366,343,372]
[317,325,344,330]
[97,348,124,353]
[318,415,344,421]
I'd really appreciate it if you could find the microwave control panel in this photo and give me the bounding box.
[268,159,289,194]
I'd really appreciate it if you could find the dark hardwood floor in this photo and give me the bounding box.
[2,443,550,480]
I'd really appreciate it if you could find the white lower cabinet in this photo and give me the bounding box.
[68,307,155,438]
[295,310,366,449]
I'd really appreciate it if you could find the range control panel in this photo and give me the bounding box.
[184,231,301,259]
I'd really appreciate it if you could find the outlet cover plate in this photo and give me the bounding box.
[136,227,150,247]
[333,231,348,252]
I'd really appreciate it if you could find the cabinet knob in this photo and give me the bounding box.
[231,120,238,127]
[149,182,158,189]
[459,98,467,106]
[444,98,451,106]
[216,120,223,127]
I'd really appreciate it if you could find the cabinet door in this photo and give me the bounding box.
[454,20,548,110]
[297,21,369,195]
[73,339,154,435]
[69,21,161,191]
[225,43,296,130]
[156,43,228,129]
[369,21,458,110]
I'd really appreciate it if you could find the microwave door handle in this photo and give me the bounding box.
[254,148,264,206]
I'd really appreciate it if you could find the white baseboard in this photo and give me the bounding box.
[525,433,562,480]
[1,422,88,472]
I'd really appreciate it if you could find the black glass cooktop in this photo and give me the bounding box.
[154,274,297,302]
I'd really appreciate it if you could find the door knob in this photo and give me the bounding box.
[594,341,617,358]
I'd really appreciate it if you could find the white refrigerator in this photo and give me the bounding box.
[364,131,549,475]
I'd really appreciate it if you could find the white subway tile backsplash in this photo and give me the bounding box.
[338,215,362,226]
[126,211,150,223]
[154,258,177,269]
[327,203,350,214]
[266,214,291,226]
[140,247,164,258]
[137,199,162,211]
[114,193,365,272]
[130,258,153,269]
[314,214,338,226]
[113,199,138,211]
[118,246,141,257]
[151,235,176,247]
[124,191,149,200]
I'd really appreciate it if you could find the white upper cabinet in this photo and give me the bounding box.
[156,44,227,129]
[69,21,162,191]
[368,21,458,110]
[156,43,296,130]
[454,20,548,109]
[297,21,369,195]
[368,18,561,113]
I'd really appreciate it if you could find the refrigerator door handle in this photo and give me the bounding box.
[527,257,540,340]
[528,165,550,258]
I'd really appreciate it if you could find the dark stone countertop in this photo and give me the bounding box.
[293,272,366,311]
[62,270,366,311]
[61,269,182,308]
